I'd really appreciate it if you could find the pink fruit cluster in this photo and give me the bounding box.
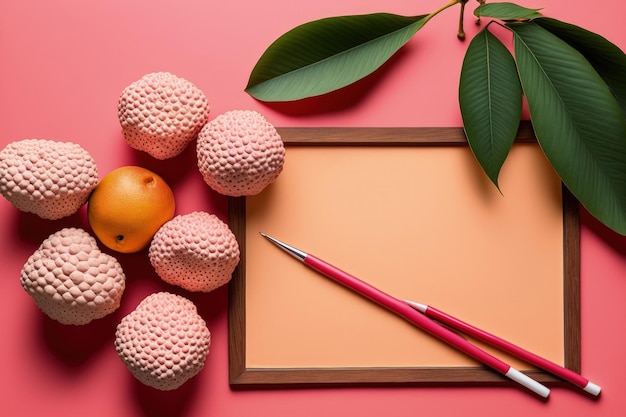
[114,75,284,300]
[117,73,286,198]
[5,71,288,392]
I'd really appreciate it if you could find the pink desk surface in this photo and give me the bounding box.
[1,1,625,416]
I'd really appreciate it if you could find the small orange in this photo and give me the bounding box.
[87,166,175,253]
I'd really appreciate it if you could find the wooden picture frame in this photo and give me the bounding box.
[228,123,580,388]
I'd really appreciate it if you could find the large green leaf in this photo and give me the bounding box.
[534,17,626,119]
[459,27,522,189]
[245,13,428,102]
[508,22,626,234]
[475,2,543,20]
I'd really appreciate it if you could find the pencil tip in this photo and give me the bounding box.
[259,233,307,261]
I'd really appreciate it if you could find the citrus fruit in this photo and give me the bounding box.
[87,166,175,253]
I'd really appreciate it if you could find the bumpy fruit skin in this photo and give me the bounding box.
[20,228,126,325]
[196,110,285,196]
[0,139,98,219]
[118,72,210,160]
[114,292,211,391]
[149,212,240,292]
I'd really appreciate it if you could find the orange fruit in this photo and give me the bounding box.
[87,166,175,253]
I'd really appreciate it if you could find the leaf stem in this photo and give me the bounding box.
[458,0,469,40]
[475,0,486,25]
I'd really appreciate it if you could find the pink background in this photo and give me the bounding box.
[1,1,624,416]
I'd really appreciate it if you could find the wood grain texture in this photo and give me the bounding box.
[228,126,580,388]
[276,121,536,146]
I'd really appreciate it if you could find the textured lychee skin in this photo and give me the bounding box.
[196,110,285,196]
[20,228,126,325]
[0,139,98,220]
[114,292,211,391]
[149,212,240,293]
[118,72,210,160]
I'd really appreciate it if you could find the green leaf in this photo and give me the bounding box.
[459,27,522,189]
[245,13,429,102]
[508,21,626,234]
[475,2,543,20]
[534,17,626,119]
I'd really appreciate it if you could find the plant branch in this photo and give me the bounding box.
[425,0,466,24]
[424,0,470,40]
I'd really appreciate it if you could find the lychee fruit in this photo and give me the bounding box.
[20,227,126,325]
[118,72,210,159]
[0,139,98,219]
[114,292,211,390]
[196,110,285,196]
[148,211,240,293]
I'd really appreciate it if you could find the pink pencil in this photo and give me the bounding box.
[261,233,550,398]
[402,299,601,396]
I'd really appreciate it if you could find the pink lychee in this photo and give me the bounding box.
[20,227,126,325]
[148,212,240,293]
[118,72,210,159]
[0,139,98,220]
[196,110,285,196]
[114,292,211,390]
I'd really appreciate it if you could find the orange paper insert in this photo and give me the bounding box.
[244,143,565,370]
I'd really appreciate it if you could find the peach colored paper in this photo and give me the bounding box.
[245,143,564,369]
